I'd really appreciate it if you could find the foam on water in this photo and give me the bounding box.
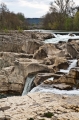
[30,60,78,95]
[30,85,79,95]
[44,34,79,43]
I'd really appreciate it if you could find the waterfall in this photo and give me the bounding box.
[68,59,77,70]
[60,59,77,73]
[22,76,35,96]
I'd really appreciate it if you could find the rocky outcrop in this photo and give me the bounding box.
[0,51,49,94]
[31,31,55,40]
[26,40,43,54]
[33,47,47,59]
[67,40,79,58]
[67,43,78,58]
[0,66,24,94]
[0,92,79,120]
[33,73,62,86]
[1,31,79,120]
[53,83,73,90]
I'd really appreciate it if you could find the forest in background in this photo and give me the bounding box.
[0,3,28,30]
[43,0,79,31]
[1,0,79,31]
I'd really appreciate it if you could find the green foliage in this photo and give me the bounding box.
[73,12,79,30]
[3,28,9,33]
[64,17,73,30]
[43,0,79,31]
[43,112,54,118]
[17,27,23,33]
[17,12,25,21]
[0,3,28,30]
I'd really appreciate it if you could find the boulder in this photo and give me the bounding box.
[0,66,24,94]
[67,42,79,58]
[52,57,69,71]
[26,40,43,54]
[31,32,55,40]
[34,73,61,86]
[53,75,76,85]
[33,47,47,59]
[69,67,79,79]
[53,83,72,90]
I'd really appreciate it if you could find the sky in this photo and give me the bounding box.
[0,0,79,18]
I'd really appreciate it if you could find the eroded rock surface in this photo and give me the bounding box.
[0,92,79,120]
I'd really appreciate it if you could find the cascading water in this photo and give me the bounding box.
[30,59,79,95]
[22,76,35,96]
[44,34,79,43]
[60,59,77,73]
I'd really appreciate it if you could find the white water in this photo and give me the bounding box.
[45,34,79,43]
[48,77,54,81]
[22,76,35,96]
[30,60,78,95]
[30,85,79,95]
[60,59,77,73]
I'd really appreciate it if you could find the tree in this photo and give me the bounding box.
[50,0,75,16]
[43,0,76,30]
[17,12,25,21]
[73,11,79,30]
[0,3,28,30]
[0,3,9,29]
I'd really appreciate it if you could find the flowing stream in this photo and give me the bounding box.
[22,76,35,96]
[44,34,79,43]
[30,59,79,95]
[22,31,79,95]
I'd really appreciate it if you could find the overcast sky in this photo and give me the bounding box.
[0,0,79,18]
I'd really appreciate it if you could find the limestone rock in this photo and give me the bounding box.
[0,66,24,94]
[53,83,72,90]
[34,73,54,86]
[53,75,76,85]
[67,43,78,58]
[0,92,79,120]
[26,40,43,54]
[33,47,47,59]
[19,62,49,77]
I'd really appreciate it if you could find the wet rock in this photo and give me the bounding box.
[69,33,75,36]
[69,67,79,79]
[53,83,72,90]
[53,75,76,85]
[34,73,54,86]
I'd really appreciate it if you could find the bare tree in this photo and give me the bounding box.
[50,0,75,16]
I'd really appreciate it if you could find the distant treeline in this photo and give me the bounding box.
[43,0,79,31]
[0,3,28,30]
